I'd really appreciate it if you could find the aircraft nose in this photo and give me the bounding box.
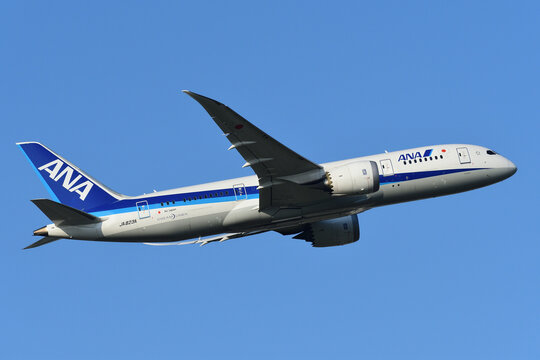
[503,158,517,178]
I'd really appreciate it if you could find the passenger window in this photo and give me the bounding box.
[414,159,417,163]
[419,158,422,162]
[166,201,169,205]
[403,162,407,165]
[409,160,412,164]
[362,169,367,175]
[440,155,443,159]
[161,203,163,206]
[435,156,438,160]
[430,157,433,161]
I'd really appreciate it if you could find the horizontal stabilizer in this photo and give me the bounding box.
[31,199,100,226]
[24,237,59,250]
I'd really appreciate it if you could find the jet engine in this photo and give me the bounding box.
[325,161,380,195]
[293,215,360,247]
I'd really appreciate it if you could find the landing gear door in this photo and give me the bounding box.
[233,183,248,200]
[457,147,471,164]
[136,200,151,219]
[380,159,394,176]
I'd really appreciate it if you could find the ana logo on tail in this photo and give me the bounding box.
[38,159,94,201]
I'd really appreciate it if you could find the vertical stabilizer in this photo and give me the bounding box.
[17,142,124,212]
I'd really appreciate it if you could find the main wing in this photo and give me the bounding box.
[183,91,331,210]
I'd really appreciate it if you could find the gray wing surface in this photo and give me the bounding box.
[183,91,330,209]
[31,199,100,226]
[24,237,60,250]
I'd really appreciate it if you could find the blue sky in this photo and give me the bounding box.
[1,1,538,359]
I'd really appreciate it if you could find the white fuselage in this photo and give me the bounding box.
[45,144,516,243]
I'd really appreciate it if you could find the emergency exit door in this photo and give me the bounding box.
[457,147,471,164]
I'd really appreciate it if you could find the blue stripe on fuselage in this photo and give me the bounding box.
[379,167,484,185]
[88,186,259,216]
[88,168,486,216]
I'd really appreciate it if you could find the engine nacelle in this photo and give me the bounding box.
[294,215,360,247]
[325,161,380,195]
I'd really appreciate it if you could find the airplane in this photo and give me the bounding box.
[17,91,517,249]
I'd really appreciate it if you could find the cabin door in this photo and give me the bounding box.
[457,147,471,164]
[380,159,394,176]
[136,200,151,219]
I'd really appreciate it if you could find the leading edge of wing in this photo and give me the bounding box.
[181,90,323,176]
[182,90,329,208]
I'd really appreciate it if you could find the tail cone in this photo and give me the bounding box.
[33,226,48,237]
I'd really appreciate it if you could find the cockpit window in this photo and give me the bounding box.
[487,150,497,155]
